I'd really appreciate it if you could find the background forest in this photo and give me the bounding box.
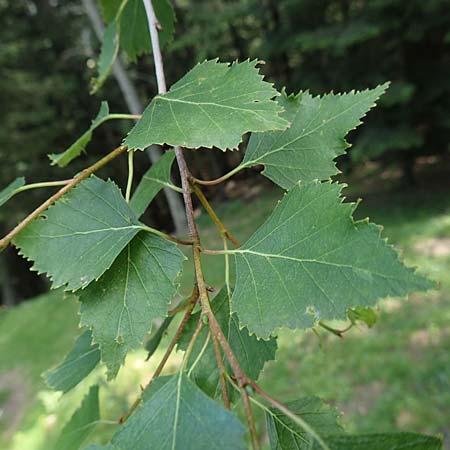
[0,0,449,448]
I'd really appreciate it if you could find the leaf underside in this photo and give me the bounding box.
[266,396,343,450]
[54,385,100,450]
[109,371,246,450]
[242,84,389,189]
[0,177,25,207]
[43,329,100,393]
[232,181,433,338]
[178,288,277,399]
[80,232,184,379]
[130,149,176,217]
[124,59,288,151]
[49,102,110,166]
[14,177,143,291]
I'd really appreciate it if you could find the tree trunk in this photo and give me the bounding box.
[81,0,187,234]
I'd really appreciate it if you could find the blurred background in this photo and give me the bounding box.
[0,0,449,448]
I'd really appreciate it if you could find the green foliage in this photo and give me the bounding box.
[124,60,288,151]
[14,177,144,291]
[240,85,388,189]
[108,371,246,449]
[54,385,100,450]
[80,233,184,379]
[130,150,177,216]
[179,288,277,398]
[43,329,100,393]
[0,177,25,208]
[266,396,343,449]
[49,102,110,167]
[348,306,377,328]
[231,181,432,338]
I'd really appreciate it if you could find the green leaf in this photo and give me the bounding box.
[80,233,184,379]
[100,0,175,62]
[266,396,343,450]
[145,315,174,360]
[231,181,433,338]
[90,22,119,94]
[179,288,277,399]
[14,177,143,291]
[312,433,443,450]
[124,60,288,151]
[55,385,100,450]
[348,306,377,328]
[110,371,246,450]
[0,177,25,207]
[240,85,388,189]
[43,329,100,393]
[130,150,176,216]
[49,102,110,167]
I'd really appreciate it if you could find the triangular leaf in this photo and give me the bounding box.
[80,233,184,379]
[55,385,100,450]
[110,371,246,450]
[43,329,100,393]
[241,85,388,189]
[14,177,143,291]
[0,177,25,207]
[313,433,443,450]
[266,396,343,450]
[49,102,110,167]
[124,60,288,151]
[179,288,277,399]
[231,181,433,338]
[130,150,177,216]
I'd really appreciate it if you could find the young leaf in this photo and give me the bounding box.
[347,306,377,328]
[266,396,343,450]
[130,150,177,216]
[54,385,100,450]
[179,288,277,399]
[240,85,388,189]
[124,60,288,151]
[90,22,119,94]
[14,177,144,291]
[49,102,110,167]
[0,177,25,207]
[109,371,246,450]
[231,181,433,338]
[43,329,100,393]
[312,433,443,450]
[80,233,184,379]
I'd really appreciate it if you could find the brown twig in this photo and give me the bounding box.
[0,145,128,250]
[191,183,241,248]
[120,285,199,424]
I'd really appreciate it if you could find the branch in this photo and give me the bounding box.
[190,166,242,186]
[191,183,241,248]
[0,145,128,250]
[211,333,231,409]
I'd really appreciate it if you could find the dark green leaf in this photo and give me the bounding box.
[266,396,343,450]
[43,329,100,393]
[241,85,388,189]
[232,181,433,338]
[80,233,184,379]
[49,103,110,166]
[110,371,246,450]
[124,60,288,151]
[0,177,25,207]
[179,288,277,399]
[130,150,176,216]
[14,177,143,291]
[145,315,174,361]
[55,385,100,450]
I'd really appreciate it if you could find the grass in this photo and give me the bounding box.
[1,167,449,448]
